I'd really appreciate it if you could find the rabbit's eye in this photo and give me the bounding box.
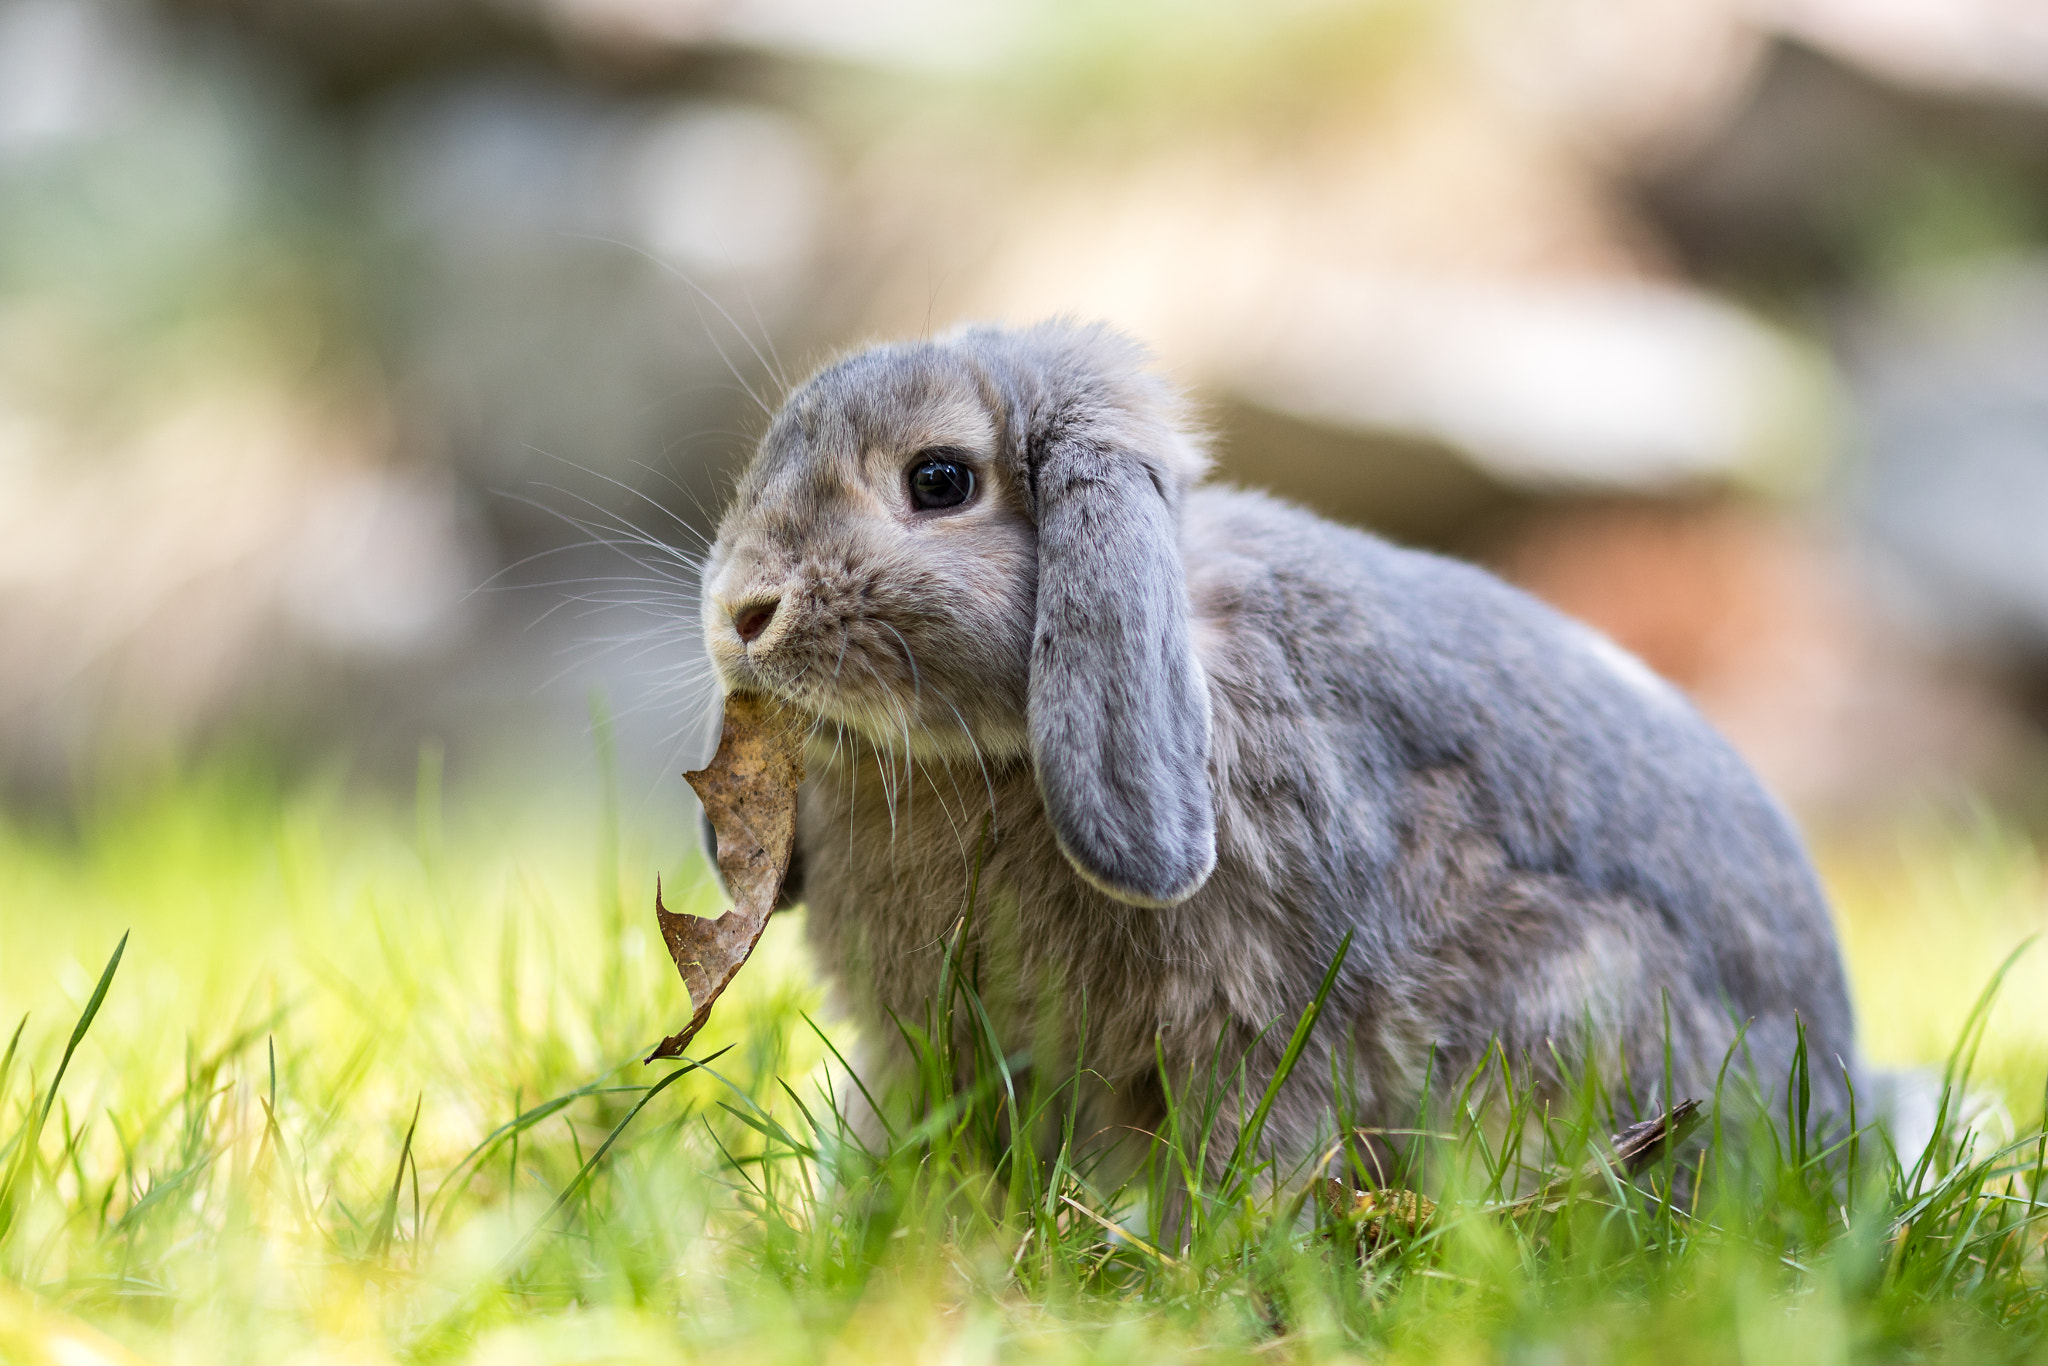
[907,456,975,511]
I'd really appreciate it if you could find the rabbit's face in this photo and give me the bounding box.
[702,323,1218,907]
[702,344,1038,762]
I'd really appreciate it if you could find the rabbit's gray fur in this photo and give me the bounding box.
[699,319,1858,1167]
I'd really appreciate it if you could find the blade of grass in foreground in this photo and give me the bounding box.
[405,1045,738,1360]
[0,1015,26,1115]
[1901,935,2034,1198]
[369,1094,422,1257]
[494,1045,733,1277]
[0,931,127,1242]
[422,1063,669,1239]
[1224,932,1353,1187]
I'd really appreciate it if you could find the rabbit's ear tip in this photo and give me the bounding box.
[1058,829,1217,908]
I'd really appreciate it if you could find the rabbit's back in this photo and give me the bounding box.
[1181,486,1854,1100]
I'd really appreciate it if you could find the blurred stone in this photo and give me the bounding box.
[1218,272,1831,496]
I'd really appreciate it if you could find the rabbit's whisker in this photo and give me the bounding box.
[528,446,718,552]
[874,619,931,854]
[847,656,902,850]
[927,681,998,827]
[498,486,710,580]
[561,232,781,419]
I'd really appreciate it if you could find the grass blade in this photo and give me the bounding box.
[0,931,127,1240]
[494,1049,725,1278]
[1225,932,1352,1182]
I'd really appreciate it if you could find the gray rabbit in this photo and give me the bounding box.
[697,319,1859,1170]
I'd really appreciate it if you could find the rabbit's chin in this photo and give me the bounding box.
[802,708,1031,769]
[710,648,1031,767]
[712,670,1028,769]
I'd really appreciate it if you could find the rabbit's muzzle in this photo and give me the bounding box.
[709,546,1013,761]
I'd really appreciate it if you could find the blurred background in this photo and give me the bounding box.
[4,0,2048,845]
[8,8,2048,1352]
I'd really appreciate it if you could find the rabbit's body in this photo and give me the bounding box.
[701,321,1858,1166]
[796,488,1851,1158]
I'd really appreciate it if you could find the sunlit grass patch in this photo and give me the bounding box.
[0,765,2045,1364]
[1824,814,2048,1115]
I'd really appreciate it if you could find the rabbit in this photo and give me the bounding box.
[695,318,1861,1177]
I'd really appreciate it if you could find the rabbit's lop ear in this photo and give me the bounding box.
[1013,327,1216,907]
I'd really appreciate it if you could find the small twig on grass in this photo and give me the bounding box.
[1500,1098,1703,1216]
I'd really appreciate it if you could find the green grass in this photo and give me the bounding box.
[2,762,2046,1364]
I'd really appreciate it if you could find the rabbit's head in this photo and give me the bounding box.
[702,321,1215,906]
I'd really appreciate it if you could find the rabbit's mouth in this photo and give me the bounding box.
[726,617,1027,766]
[702,589,1022,768]
[703,541,1034,766]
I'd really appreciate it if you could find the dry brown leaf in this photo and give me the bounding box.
[646,691,806,1062]
[1311,1178,1437,1249]
[1311,1098,1703,1247]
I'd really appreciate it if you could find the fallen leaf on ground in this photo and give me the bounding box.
[647,691,806,1061]
[1312,1179,1437,1250]
[1311,1098,1703,1249]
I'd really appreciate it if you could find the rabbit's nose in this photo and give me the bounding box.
[732,598,780,644]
